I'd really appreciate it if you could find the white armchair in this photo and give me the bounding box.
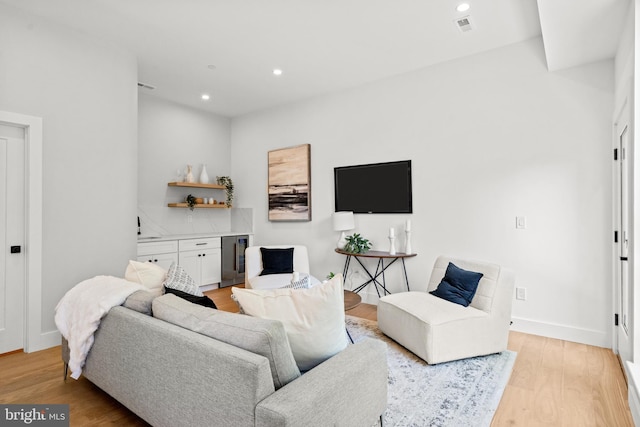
[245,245,321,290]
[378,255,515,364]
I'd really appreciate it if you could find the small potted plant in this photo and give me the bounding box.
[216,176,234,208]
[186,194,197,211]
[343,233,372,254]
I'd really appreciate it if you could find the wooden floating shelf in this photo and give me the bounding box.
[168,203,229,209]
[168,182,226,190]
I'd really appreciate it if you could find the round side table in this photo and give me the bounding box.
[344,290,361,343]
[344,290,362,311]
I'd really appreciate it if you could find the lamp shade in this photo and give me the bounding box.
[333,211,355,231]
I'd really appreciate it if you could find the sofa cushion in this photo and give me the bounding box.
[430,262,483,307]
[164,286,217,308]
[163,262,203,296]
[152,294,300,389]
[122,288,162,315]
[259,247,294,275]
[125,260,167,290]
[381,291,488,326]
[232,274,348,371]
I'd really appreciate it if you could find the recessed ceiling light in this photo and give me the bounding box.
[273,69,283,76]
[201,94,210,101]
[456,3,470,12]
[207,64,216,70]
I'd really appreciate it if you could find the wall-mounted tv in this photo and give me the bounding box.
[334,160,412,214]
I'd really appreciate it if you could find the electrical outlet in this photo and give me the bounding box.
[515,287,526,301]
[187,214,193,223]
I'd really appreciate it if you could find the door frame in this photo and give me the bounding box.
[613,97,633,361]
[0,111,42,353]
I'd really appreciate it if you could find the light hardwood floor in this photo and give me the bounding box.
[0,286,633,426]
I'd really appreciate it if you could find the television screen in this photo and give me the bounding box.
[334,160,412,214]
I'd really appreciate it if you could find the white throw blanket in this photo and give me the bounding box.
[54,275,144,380]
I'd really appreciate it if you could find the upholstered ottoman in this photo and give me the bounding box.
[378,256,515,364]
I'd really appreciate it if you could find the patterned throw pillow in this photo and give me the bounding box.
[280,275,310,289]
[163,263,203,296]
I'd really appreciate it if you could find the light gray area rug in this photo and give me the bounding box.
[345,316,516,427]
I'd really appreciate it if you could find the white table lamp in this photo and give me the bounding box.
[333,211,355,249]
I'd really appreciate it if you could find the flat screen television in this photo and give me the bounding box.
[334,160,412,214]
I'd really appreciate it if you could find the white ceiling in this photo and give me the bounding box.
[537,0,628,72]
[1,0,629,117]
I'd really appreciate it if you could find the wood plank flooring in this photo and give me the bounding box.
[0,286,632,426]
[492,332,632,426]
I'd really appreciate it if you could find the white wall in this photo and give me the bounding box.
[231,37,615,347]
[137,94,232,236]
[0,4,138,348]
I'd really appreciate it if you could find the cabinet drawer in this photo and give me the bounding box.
[137,253,178,271]
[179,237,221,252]
[137,240,178,256]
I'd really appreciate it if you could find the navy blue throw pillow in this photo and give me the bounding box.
[259,247,294,276]
[164,286,217,309]
[429,262,483,307]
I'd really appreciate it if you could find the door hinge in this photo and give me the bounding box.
[614,230,619,243]
[614,148,618,161]
[615,313,619,326]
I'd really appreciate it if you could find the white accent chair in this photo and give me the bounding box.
[377,255,515,364]
[245,245,321,290]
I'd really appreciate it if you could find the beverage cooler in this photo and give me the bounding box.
[221,235,248,287]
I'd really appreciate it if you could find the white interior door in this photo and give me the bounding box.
[616,104,632,364]
[0,124,25,354]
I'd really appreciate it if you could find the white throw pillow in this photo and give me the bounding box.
[232,274,348,371]
[124,260,167,290]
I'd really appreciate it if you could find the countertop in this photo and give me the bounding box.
[137,231,252,243]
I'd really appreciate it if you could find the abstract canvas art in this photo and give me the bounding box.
[268,144,311,221]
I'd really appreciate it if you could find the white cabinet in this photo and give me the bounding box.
[137,240,178,271]
[178,237,221,286]
[137,237,223,288]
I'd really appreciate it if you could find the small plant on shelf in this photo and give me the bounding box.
[343,233,372,254]
[186,194,197,211]
[326,272,336,280]
[216,176,234,208]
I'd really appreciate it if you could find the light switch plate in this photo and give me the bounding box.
[516,216,526,229]
[515,287,526,300]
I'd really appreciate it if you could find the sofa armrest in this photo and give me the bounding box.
[255,338,387,427]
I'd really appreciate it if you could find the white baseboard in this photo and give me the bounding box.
[28,330,61,353]
[509,316,610,348]
[200,283,218,292]
[626,362,640,426]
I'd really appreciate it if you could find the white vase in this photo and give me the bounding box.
[185,165,194,183]
[199,164,209,184]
